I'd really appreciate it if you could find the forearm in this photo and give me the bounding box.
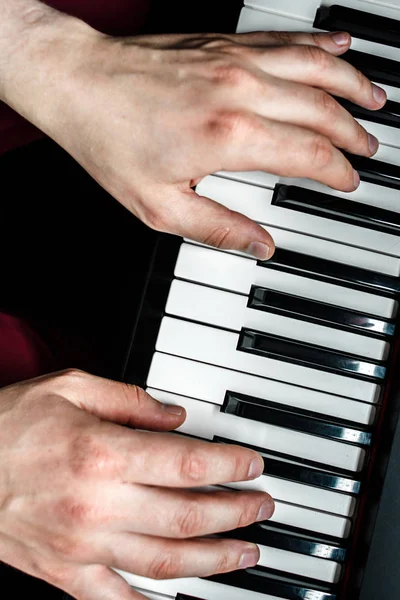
[0,0,96,130]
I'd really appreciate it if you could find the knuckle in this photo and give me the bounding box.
[48,532,84,560]
[304,44,331,70]
[202,225,231,249]
[53,495,92,528]
[68,431,118,479]
[314,90,339,120]
[237,499,259,528]
[211,61,252,87]
[310,135,333,170]
[177,449,208,483]
[214,551,231,574]
[206,110,248,144]
[148,551,181,580]
[174,501,205,538]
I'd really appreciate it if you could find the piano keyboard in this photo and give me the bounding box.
[121,1,400,599]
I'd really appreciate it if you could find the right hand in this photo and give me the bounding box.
[0,369,273,600]
[0,5,387,261]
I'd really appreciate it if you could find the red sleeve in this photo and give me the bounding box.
[0,0,152,156]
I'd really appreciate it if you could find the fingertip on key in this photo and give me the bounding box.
[247,456,264,480]
[353,169,360,189]
[246,241,272,261]
[372,84,387,107]
[331,31,351,46]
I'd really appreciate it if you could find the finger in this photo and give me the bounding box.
[66,564,146,600]
[248,75,378,157]
[147,185,275,261]
[49,370,186,431]
[218,114,358,192]
[112,430,265,486]
[100,533,260,580]
[96,486,273,538]
[248,44,386,110]
[226,30,353,56]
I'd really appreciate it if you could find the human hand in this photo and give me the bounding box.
[0,5,386,259]
[0,369,272,600]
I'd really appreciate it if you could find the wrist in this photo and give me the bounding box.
[0,0,100,132]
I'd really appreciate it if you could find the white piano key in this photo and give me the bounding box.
[175,242,397,319]
[356,118,400,149]
[156,317,380,404]
[147,386,365,475]
[226,476,355,517]
[147,353,377,424]
[166,279,389,361]
[196,175,400,259]
[120,572,289,600]
[238,6,400,66]
[243,0,400,22]
[217,164,400,214]
[257,544,341,583]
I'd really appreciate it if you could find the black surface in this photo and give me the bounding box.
[249,285,395,338]
[238,328,386,380]
[272,183,400,236]
[346,152,400,192]
[314,4,400,48]
[338,98,400,130]
[342,49,400,89]
[222,390,372,446]
[258,248,400,297]
[222,523,347,563]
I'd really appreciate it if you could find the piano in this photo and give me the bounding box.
[120,1,400,599]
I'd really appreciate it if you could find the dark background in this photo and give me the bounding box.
[0,0,242,596]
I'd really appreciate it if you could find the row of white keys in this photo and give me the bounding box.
[238,4,400,65]
[175,242,397,320]
[147,377,364,473]
[243,0,400,21]
[166,279,388,361]
[196,175,400,259]
[147,387,358,518]
[121,572,302,600]
[238,8,400,105]
[156,316,380,404]
[148,353,376,425]
[217,162,400,214]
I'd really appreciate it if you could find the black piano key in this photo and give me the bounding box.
[271,183,400,236]
[314,4,400,49]
[213,435,359,481]
[248,285,395,338]
[209,566,336,600]
[345,152,400,192]
[177,596,205,600]
[338,97,400,130]
[343,49,400,89]
[238,328,386,380]
[258,248,400,297]
[222,390,372,447]
[222,523,347,563]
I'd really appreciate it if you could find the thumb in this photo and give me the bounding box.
[58,370,186,431]
[158,185,275,260]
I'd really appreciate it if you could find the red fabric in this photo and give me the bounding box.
[0,314,56,387]
[0,0,151,156]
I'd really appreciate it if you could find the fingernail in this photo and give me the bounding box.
[162,403,184,415]
[331,31,350,46]
[247,457,264,480]
[368,133,379,155]
[246,241,270,261]
[353,169,360,189]
[238,544,259,569]
[256,500,274,522]
[372,84,386,106]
